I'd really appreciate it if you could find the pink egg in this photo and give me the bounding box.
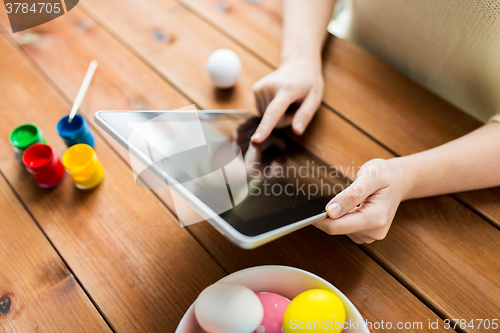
[253,292,291,333]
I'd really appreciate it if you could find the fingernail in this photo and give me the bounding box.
[294,122,304,134]
[327,203,342,218]
[251,133,261,141]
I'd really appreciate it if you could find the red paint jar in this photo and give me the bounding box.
[22,144,65,188]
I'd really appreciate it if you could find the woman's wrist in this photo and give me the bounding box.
[281,50,322,68]
[279,54,323,79]
[386,156,417,201]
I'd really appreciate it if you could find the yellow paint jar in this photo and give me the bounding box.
[62,144,104,189]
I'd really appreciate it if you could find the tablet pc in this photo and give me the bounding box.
[95,110,345,248]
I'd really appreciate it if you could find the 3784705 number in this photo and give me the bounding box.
[444,318,498,330]
[5,3,61,14]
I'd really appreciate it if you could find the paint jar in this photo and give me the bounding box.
[22,144,65,188]
[62,144,104,189]
[9,123,47,158]
[56,114,95,148]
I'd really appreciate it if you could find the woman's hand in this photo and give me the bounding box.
[249,0,335,142]
[314,158,411,244]
[251,57,324,143]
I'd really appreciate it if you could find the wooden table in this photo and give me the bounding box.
[0,1,499,332]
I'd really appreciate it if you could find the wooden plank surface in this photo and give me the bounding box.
[0,7,456,332]
[9,2,497,331]
[176,0,500,229]
[455,188,500,228]
[0,32,227,332]
[69,1,500,330]
[0,174,111,333]
[177,0,282,67]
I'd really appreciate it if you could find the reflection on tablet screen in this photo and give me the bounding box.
[99,111,348,236]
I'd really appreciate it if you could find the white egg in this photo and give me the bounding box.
[206,49,242,88]
[194,283,264,333]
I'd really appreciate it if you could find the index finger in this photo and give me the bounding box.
[251,91,295,143]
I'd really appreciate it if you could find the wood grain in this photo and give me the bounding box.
[176,0,500,229]
[68,1,500,330]
[0,7,456,332]
[455,188,500,229]
[0,174,111,333]
[10,2,498,331]
[177,0,282,67]
[368,196,500,322]
[0,32,227,332]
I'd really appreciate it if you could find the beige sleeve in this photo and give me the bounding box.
[489,114,500,123]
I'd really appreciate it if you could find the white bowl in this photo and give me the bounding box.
[176,265,370,333]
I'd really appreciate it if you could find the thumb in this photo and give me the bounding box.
[326,173,381,219]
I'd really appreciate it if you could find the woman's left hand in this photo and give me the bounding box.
[314,158,411,244]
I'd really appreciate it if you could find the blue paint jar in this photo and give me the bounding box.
[56,114,95,148]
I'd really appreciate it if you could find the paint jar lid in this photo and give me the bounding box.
[62,144,98,177]
[62,144,103,189]
[10,123,43,149]
[56,114,86,139]
[22,143,56,170]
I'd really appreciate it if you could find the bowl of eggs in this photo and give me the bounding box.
[175,265,370,333]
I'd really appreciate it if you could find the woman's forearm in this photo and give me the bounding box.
[392,121,500,200]
[281,0,336,63]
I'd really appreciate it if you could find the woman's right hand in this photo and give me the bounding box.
[251,57,324,143]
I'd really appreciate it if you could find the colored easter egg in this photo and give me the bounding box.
[195,283,264,333]
[253,292,290,333]
[283,289,345,333]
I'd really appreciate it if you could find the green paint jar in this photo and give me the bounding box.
[9,123,47,158]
